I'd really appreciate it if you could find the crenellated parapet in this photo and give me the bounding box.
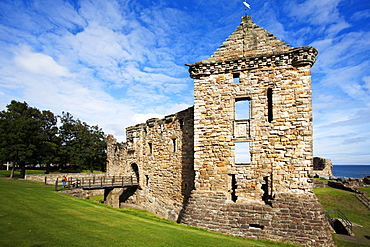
[187,46,317,79]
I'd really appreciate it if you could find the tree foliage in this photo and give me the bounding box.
[59,112,106,172]
[0,100,107,177]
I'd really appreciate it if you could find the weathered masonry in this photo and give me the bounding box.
[106,16,335,246]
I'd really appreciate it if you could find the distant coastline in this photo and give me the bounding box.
[332,165,370,179]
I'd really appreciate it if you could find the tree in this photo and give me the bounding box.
[0,101,107,177]
[59,112,106,172]
[37,110,59,174]
[0,101,56,178]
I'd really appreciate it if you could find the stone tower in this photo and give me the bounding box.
[178,16,334,246]
[106,15,335,246]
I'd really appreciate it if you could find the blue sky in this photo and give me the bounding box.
[0,0,369,165]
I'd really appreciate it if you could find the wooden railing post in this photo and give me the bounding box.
[101,177,103,188]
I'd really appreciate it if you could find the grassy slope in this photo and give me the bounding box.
[314,187,370,247]
[0,172,295,247]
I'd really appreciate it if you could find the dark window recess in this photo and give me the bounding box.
[172,138,177,152]
[233,73,240,84]
[267,88,273,122]
[145,175,149,186]
[230,174,238,202]
[249,224,265,230]
[262,175,272,205]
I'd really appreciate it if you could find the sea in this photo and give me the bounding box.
[332,165,370,179]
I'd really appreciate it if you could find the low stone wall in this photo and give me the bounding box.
[179,191,335,247]
[60,188,104,199]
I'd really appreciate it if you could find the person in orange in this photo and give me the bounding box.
[62,175,67,188]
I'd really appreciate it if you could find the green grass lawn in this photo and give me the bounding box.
[356,187,370,197]
[0,171,295,247]
[314,187,370,247]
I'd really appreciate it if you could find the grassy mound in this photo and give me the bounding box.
[314,187,370,246]
[0,171,294,247]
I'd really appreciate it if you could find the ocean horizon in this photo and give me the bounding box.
[332,165,370,179]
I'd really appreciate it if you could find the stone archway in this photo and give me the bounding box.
[117,163,140,205]
[131,163,139,184]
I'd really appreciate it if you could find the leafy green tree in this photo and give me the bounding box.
[59,112,106,172]
[0,101,56,178]
[0,101,107,176]
[37,110,59,174]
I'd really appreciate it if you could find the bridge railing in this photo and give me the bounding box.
[55,176,138,191]
[324,209,352,235]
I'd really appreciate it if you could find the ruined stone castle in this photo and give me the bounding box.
[106,16,335,246]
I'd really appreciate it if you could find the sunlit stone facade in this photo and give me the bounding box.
[106,16,334,246]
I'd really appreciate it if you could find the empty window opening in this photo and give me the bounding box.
[148,143,153,154]
[235,98,250,120]
[249,224,265,230]
[267,88,273,122]
[172,138,177,152]
[179,119,184,128]
[145,175,149,186]
[131,163,139,183]
[233,73,240,84]
[229,174,238,202]
[262,176,271,205]
[235,142,251,165]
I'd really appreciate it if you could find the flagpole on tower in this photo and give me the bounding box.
[241,2,251,58]
[243,1,251,13]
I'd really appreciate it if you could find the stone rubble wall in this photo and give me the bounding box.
[179,191,334,247]
[313,157,333,177]
[192,64,315,201]
[105,15,334,246]
[106,107,194,221]
[208,16,292,62]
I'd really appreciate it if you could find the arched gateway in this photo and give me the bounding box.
[106,15,335,247]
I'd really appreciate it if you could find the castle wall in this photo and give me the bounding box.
[192,64,314,202]
[179,191,333,246]
[106,107,194,221]
[313,157,333,177]
[179,16,334,246]
[106,15,335,246]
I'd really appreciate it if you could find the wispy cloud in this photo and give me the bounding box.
[0,0,369,164]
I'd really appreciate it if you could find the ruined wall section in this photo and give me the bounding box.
[313,157,333,177]
[106,107,194,221]
[179,191,333,247]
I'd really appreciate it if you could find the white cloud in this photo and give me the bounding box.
[351,9,370,22]
[14,47,71,77]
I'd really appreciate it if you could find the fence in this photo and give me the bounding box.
[55,176,138,191]
[324,209,352,235]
